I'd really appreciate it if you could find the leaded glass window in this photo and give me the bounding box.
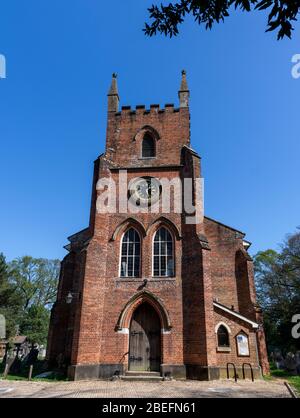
[120,228,141,277]
[153,227,174,277]
[217,325,230,347]
[142,133,155,158]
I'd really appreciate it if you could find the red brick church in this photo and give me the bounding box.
[47,72,269,380]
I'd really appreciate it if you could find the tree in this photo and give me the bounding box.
[8,256,60,345]
[144,0,300,40]
[9,256,60,311]
[0,253,22,339]
[20,305,51,346]
[254,228,300,353]
[0,255,60,346]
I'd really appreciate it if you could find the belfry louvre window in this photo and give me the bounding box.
[120,228,141,277]
[153,227,174,277]
[142,133,155,158]
[217,325,230,347]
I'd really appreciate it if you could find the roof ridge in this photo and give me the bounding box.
[204,216,245,237]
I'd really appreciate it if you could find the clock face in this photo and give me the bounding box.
[129,177,161,206]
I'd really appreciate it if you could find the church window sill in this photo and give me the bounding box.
[116,277,176,283]
[217,346,231,353]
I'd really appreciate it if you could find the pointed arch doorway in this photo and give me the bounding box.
[129,303,161,372]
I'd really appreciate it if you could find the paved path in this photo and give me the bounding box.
[0,378,290,398]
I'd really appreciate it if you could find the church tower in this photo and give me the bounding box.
[47,73,269,380]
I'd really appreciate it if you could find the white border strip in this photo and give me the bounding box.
[213,302,259,329]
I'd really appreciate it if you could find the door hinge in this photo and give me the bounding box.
[129,356,143,361]
[131,331,143,336]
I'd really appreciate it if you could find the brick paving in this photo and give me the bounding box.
[0,378,290,398]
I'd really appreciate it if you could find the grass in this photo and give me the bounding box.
[270,368,300,394]
[0,359,68,382]
[1,374,66,382]
[266,363,300,395]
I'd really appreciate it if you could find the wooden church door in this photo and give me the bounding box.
[129,303,161,372]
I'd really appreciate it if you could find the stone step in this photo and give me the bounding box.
[125,371,161,377]
[121,374,163,382]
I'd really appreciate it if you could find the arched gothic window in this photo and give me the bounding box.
[153,227,174,277]
[217,325,230,347]
[142,133,155,158]
[120,228,141,277]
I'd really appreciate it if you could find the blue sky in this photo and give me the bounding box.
[0,1,299,261]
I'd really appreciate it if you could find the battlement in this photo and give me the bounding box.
[105,73,191,166]
[114,103,181,117]
[107,71,190,113]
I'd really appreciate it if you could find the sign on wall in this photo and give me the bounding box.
[236,333,249,356]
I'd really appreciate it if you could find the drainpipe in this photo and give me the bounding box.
[254,327,262,378]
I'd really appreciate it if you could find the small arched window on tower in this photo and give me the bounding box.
[217,325,230,348]
[142,133,155,158]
